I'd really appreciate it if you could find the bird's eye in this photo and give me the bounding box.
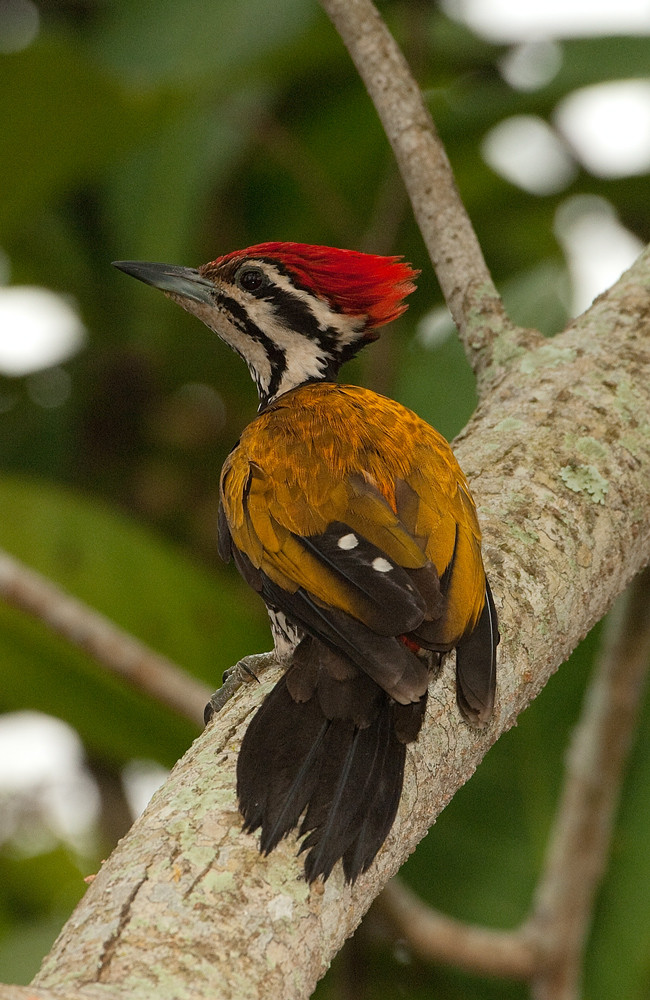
[235,266,266,293]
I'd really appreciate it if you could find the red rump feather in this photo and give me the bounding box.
[213,242,419,329]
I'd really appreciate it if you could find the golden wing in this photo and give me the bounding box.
[219,398,495,718]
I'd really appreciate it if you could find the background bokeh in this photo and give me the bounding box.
[1,1,649,995]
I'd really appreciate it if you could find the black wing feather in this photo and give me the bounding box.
[298,521,429,635]
[261,573,428,704]
[455,581,499,727]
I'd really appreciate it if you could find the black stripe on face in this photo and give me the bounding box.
[253,258,354,356]
[270,291,346,379]
[219,293,286,402]
[259,257,344,317]
[263,268,369,368]
[263,284,337,352]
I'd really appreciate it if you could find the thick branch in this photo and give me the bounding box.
[319,0,513,367]
[0,988,114,1000]
[0,549,210,726]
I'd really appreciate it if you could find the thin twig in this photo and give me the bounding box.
[527,566,650,1000]
[374,878,541,980]
[0,548,211,726]
[318,0,513,368]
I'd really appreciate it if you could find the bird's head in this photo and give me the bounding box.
[114,242,419,408]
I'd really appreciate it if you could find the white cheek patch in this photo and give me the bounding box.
[338,532,359,550]
[372,557,393,573]
[242,291,330,396]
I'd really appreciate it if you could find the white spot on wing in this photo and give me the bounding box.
[338,532,359,550]
[372,557,393,573]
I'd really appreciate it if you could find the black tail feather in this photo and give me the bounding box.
[341,713,407,881]
[236,572,497,880]
[299,724,369,882]
[236,670,424,883]
[455,580,499,727]
[260,717,330,855]
[237,679,326,850]
[300,698,407,882]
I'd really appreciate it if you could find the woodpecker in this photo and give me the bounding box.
[114,243,498,884]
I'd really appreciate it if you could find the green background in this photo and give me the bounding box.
[1,2,648,996]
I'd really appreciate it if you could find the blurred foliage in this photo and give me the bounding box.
[0,0,649,994]
[0,475,267,760]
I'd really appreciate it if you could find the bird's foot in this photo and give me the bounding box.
[204,651,277,724]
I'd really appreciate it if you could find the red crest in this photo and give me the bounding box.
[211,242,419,329]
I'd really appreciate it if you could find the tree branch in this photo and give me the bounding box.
[0,549,210,726]
[528,566,650,1000]
[318,0,517,372]
[374,878,540,979]
[0,987,113,1000]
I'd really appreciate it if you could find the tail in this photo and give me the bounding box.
[455,581,499,727]
[236,671,426,883]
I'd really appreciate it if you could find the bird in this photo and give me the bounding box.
[113,242,498,884]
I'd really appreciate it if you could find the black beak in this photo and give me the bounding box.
[112,261,215,307]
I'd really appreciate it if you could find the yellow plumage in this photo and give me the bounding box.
[221,382,486,648]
